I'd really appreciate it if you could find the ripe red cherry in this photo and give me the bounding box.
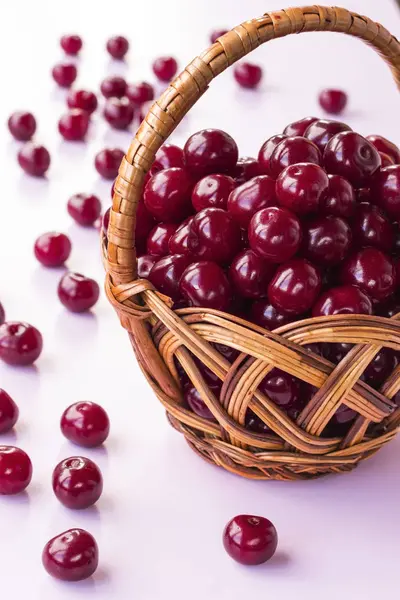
[233,62,262,89]
[213,342,239,363]
[188,208,241,265]
[135,202,156,255]
[150,144,184,175]
[184,129,238,178]
[258,134,287,175]
[67,89,98,114]
[340,248,396,301]
[95,148,124,179]
[61,401,110,447]
[106,35,129,59]
[312,285,372,317]
[152,56,178,81]
[248,206,302,262]
[18,143,50,176]
[268,259,321,316]
[184,385,219,420]
[60,34,82,55]
[210,29,228,43]
[144,167,193,222]
[0,390,19,433]
[229,249,275,299]
[324,131,381,187]
[366,135,400,165]
[58,109,90,141]
[260,369,302,410]
[192,174,235,211]
[168,218,193,255]
[227,175,276,228]
[276,163,329,215]
[104,97,135,129]
[269,137,322,178]
[67,193,101,227]
[302,215,352,265]
[34,232,72,267]
[304,119,352,152]
[0,322,43,366]
[249,300,290,330]
[58,273,100,313]
[146,223,178,256]
[319,89,348,114]
[377,297,400,318]
[283,116,318,137]
[363,348,397,388]
[52,63,77,87]
[126,81,154,105]
[100,75,127,98]
[0,446,32,494]
[379,152,394,168]
[52,456,103,509]
[320,174,355,218]
[231,157,261,185]
[245,410,271,434]
[8,111,36,141]
[326,405,357,436]
[180,261,231,311]
[148,254,192,300]
[42,529,98,581]
[351,203,394,252]
[137,254,157,279]
[371,165,400,219]
[223,515,278,565]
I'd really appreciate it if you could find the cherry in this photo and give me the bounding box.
[249,300,290,330]
[304,119,352,152]
[0,322,43,366]
[323,342,353,365]
[146,223,179,256]
[144,167,193,222]
[148,254,192,300]
[210,29,228,43]
[67,89,98,114]
[366,135,400,165]
[351,203,393,252]
[18,143,50,176]
[180,261,231,311]
[0,446,32,494]
[60,34,82,55]
[95,148,124,179]
[132,202,155,256]
[150,144,184,175]
[0,390,19,433]
[283,116,317,137]
[61,401,110,447]
[248,206,302,262]
[168,218,193,255]
[258,134,287,175]
[0,304,4,326]
[104,97,135,129]
[213,342,239,363]
[126,81,154,105]
[231,157,262,185]
[319,89,348,114]
[184,129,238,178]
[223,515,278,565]
[268,258,321,316]
[371,165,400,219]
[324,131,381,187]
[276,163,329,215]
[58,273,99,313]
[269,137,322,178]
[187,207,241,264]
[52,456,103,509]
[227,175,276,228]
[184,385,218,420]
[245,410,271,434]
[320,174,356,218]
[302,215,351,266]
[192,174,235,211]
[34,232,72,267]
[42,529,98,581]
[58,109,90,141]
[379,152,394,168]
[312,285,372,317]
[363,348,397,388]
[260,368,302,410]
[52,63,77,87]
[137,254,157,279]
[106,35,129,59]
[8,111,36,141]
[152,56,178,81]
[325,405,357,436]
[233,62,262,89]
[67,193,101,227]
[229,249,275,299]
[377,297,400,318]
[100,75,127,99]
[340,248,396,301]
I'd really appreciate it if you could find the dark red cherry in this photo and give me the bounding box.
[184,129,238,178]
[67,193,101,226]
[42,529,98,581]
[58,109,90,141]
[100,75,127,98]
[371,165,400,219]
[351,203,394,252]
[168,217,193,255]
[210,29,228,43]
[184,385,219,420]
[52,63,77,87]
[0,322,43,366]
[60,35,82,55]
[8,111,36,141]
[324,131,381,187]
[363,348,397,388]
[275,163,329,215]
[223,515,278,565]
[18,143,50,176]
[148,254,192,300]
[94,148,124,179]
[144,167,193,222]
[58,272,100,313]
[245,410,271,434]
[0,304,4,326]
[67,89,98,114]
[187,208,241,264]
[0,446,32,494]
[326,405,357,436]
[192,174,235,211]
[249,300,290,330]
[137,254,157,279]
[379,152,394,168]
[259,369,302,410]
[52,456,103,509]
[213,342,239,363]
[231,156,261,185]
[323,342,353,365]
[135,201,156,255]
[319,89,348,114]
[104,97,135,129]
[150,144,184,176]
[233,62,262,89]
[126,81,154,105]
[283,116,318,137]
[229,249,275,299]
[34,232,71,267]
[304,119,352,152]
[312,285,372,317]
[146,223,178,256]
[152,56,178,82]
[268,259,321,316]
[61,401,110,447]
[258,134,287,175]
[0,390,19,433]
[377,297,400,318]
[320,174,356,218]
[106,35,129,59]
[366,135,400,165]
[227,175,276,228]
[269,137,322,178]
[248,206,302,262]
[302,215,352,265]
[340,248,396,301]
[180,261,231,311]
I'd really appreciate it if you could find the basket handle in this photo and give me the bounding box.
[107,5,400,285]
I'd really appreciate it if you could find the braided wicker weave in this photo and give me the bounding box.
[104,5,400,480]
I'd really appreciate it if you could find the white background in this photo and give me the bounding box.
[0,0,400,598]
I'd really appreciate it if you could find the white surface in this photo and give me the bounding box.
[1,0,400,598]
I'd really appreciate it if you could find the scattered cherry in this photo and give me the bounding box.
[366,135,400,165]
[52,456,103,509]
[184,129,238,178]
[67,89,98,114]
[100,75,127,98]
[0,322,43,366]
[304,119,352,152]
[223,515,278,565]
[351,203,393,252]
[144,167,193,222]
[269,137,322,178]
[324,131,381,187]
[104,97,135,129]
[249,300,290,330]
[258,134,287,175]
[52,63,77,88]
[58,109,90,141]
[340,247,396,301]
[8,111,36,141]
[187,207,241,264]
[180,261,231,311]
[126,81,154,106]
[0,446,32,495]
[231,157,261,185]
[249,206,302,262]
[229,249,274,299]
[227,175,276,228]
[60,35,82,55]
[18,143,50,176]
[283,116,317,137]
[67,193,101,226]
[233,62,262,89]
[146,223,178,256]
[319,89,348,114]
[0,390,19,433]
[42,528,98,581]
[268,258,321,316]
[371,165,400,219]
[302,215,352,265]
[184,385,218,420]
[210,29,228,43]
[34,232,72,267]
[137,254,157,279]
[95,148,124,179]
[152,56,178,81]
[192,174,235,211]
[106,35,129,59]
[58,273,99,313]
[61,401,110,448]
[312,285,372,317]
[276,163,329,215]
[320,174,355,218]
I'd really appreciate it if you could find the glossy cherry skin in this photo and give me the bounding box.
[152,56,178,81]
[249,206,302,262]
[137,254,157,279]
[135,202,156,255]
[340,248,396,301]
[363,348,397,388]
[223,515,278,565]
[58,273,100,313]
[42,529,98,581]
[268,259,321,316]
[184,385,218,420]
[18,143,50,176]
[184,129,238,178]
[0,322,43,366]
[52,63,77,87]
[61,401,110,447]
[104,97,135,129]
[59,109,90,141]
[95,148,124,179]
[210,29,228,43]
[0,390,19,433]
[304,119,352,152]
[283,116,317,137]
[146,223,178,256]
[34,232,72,267]
[192,174,235,211]
[312,285,372,317]
[233,62,262,89]
[229,249,275,299]
[320,174,356,218]
[371,165,400,219]
[106,35,129,59]
[8,111,36,141]
[351,203,394,252]
[150,144,184,176]
[52,456,103,509]
[67,193,101,227]
[168,218,193,256]
[245,410,271,434]
[231,157,261,185]
[269,137,322,178]
[319,89,348,114]
[144,167,193,222]
[249,300,290,330]
[180,261,231,311]
[260,369,302,410]
[60,34,82,55]
[67,89,98,114]
[227,175,276,228]
[0,304,4,326]
[323,342,353,365]
[302,215,351,266]
[324,131,381,187]
[366,135,400,165]
[188,208,241,264]
[100,75,127,98]
[126,81,154,105]
[0,446,32,494]
[258,134,287,175]
[148,254,192,301]
[379,152,394,168]
[276,163,329,215]
[325,405,358,436]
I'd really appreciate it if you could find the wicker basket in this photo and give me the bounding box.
[104,5,400,480]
